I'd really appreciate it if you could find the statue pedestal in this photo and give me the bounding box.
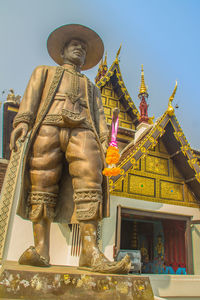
[0,261,154,300]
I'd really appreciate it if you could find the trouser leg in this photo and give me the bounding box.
[65,128,103,266]
[65,128,103,222]
[29,125,64,221]
[28,125,64,261]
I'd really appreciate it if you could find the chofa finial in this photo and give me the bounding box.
[167,81,178,116]
[115,44,122,61]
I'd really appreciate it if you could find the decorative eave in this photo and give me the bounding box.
[96,48,140,125]
[193,149,200,163]
[109,108,200,202]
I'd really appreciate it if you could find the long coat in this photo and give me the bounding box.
[15,65,110,223]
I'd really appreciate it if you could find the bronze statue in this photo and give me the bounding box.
[10,24,130,273]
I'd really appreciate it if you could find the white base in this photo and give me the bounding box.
[149,274,200,299]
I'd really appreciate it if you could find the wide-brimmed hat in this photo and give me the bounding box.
[47,24,104,70]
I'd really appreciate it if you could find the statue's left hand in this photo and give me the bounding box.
[10,122,29,152]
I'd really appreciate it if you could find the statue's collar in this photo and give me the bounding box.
[62,63,81,73]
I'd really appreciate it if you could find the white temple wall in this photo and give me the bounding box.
[191,223,200,274]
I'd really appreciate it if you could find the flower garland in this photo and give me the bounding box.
[103,112,121,177]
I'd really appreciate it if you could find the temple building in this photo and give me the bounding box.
[0,50,200,299]
[95,48,200,298]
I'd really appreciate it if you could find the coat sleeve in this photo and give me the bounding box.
[93,85,109,144]
[13,65,48,129]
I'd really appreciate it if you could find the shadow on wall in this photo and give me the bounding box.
[58,223,71,245]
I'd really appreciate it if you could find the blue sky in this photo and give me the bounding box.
[0,0,200,150]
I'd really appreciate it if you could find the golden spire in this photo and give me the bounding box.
[102,52,108,76]
[99,58,103,69]
[103,52,107,65]
[95,58,103,83]
[139,64,148,95]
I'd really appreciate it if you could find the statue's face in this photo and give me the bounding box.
[62,39,87,67]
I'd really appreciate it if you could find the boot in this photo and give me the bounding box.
[19,218,50,267]
[79,221,131,274]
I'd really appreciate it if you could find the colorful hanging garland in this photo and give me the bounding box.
[103,112,121,177]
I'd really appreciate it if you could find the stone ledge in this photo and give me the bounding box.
[0,260,154,300]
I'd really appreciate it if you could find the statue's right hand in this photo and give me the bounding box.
[10,123,29,152]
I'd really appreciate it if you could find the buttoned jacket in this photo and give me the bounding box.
[14,65,110,223]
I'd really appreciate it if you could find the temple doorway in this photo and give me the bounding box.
[115,207,193,274]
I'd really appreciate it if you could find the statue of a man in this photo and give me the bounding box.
[10,24,130,273]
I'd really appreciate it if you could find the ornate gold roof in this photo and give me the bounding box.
[96,46,140,121]
[139,65,148,95]
[108,103,200,206]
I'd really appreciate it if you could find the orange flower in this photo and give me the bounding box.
[102,167,121,177]
[105,146,120,164]
[111,167,121,176]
